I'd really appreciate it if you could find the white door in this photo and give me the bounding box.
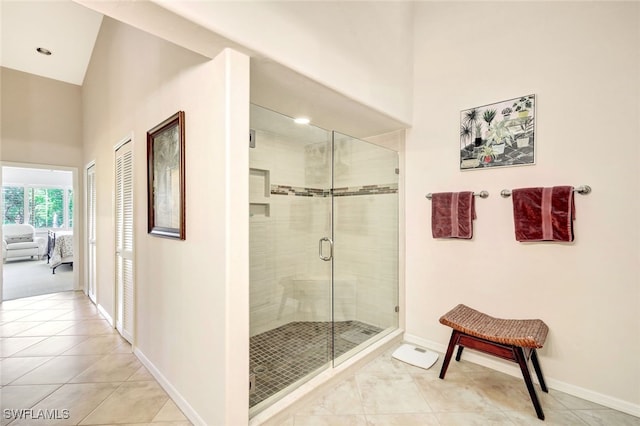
[86,163,97,303]
[115,140,134,343]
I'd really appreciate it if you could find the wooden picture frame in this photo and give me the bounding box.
[147,111,185,239]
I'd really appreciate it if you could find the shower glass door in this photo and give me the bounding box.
[249,105,333,413]
[249,105,399,414]
[331,132,399,366]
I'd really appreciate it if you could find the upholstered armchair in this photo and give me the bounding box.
[2,224,46,262]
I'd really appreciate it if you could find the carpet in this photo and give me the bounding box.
[2,258,73,300]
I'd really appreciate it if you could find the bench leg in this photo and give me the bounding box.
[514,346,545,420]
[439,330,460,379]
[531,349,548,393]
[455,345,464,361]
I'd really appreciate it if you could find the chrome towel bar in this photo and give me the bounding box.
[425,190,489,200]
[500,185,591,198]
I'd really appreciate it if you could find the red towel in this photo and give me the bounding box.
[512,186,575,242]
[431,192,476,239]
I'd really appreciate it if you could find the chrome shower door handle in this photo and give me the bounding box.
[319,237,333,261]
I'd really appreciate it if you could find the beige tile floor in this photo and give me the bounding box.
[3,291,640,426]
[0,291,191,426]
[274,346,640,426]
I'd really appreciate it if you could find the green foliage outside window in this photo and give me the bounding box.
[29,188,64,228]
[68,188,74,228]
[2,186,25,224]
[2,186,73,228]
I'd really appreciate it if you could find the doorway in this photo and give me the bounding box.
[248,105,399,413]
[1,164,78,301]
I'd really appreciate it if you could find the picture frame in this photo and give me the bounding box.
[147,111,185,239]
[460,94,535,170]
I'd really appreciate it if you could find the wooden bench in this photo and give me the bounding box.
[439,304,549,420]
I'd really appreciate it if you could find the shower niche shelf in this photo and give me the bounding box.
[250,203,270,218]
[250,168,271,198]
[250,168,271,217]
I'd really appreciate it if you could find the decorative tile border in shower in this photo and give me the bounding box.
[270,185,329,197]
[332,183,398,197]
[270,183,397,197]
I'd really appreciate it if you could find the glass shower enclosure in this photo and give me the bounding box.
[249,105,399,414]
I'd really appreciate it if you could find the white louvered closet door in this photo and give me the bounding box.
[87,163,97,303]
[115,140,134,343]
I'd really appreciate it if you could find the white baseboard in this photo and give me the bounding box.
[404,333,640,418]
[96,303,113,326]
[133,348,206,426]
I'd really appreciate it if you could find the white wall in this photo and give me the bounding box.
[406,1,640,414]
[82,17,250,425]
[0,67,83,167]
[154,0,414,125]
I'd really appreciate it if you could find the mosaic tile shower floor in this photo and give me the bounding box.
[249,321,382,408]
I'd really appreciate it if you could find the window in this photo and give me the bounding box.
[29,188,65,228]
[1,185,73,229]
[2,186,25,224]
[68,188,74,228]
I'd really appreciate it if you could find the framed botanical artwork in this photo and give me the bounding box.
[147,111,185,239]
[460,94,535,170]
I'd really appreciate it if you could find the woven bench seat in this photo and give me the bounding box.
[439,304,549,348]
[439,304,550,420]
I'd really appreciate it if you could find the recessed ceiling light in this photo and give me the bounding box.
[294,117,310,125]
[36,47,52,56]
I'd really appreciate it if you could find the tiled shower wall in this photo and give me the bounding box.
[334,193,398,329]
[250,129,333,336]
[249,129,398,337]
[333,134,399,330]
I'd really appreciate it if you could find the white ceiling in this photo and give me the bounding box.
[0,0,407,138]
[0,0,103,86]
[3,166,72,187]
